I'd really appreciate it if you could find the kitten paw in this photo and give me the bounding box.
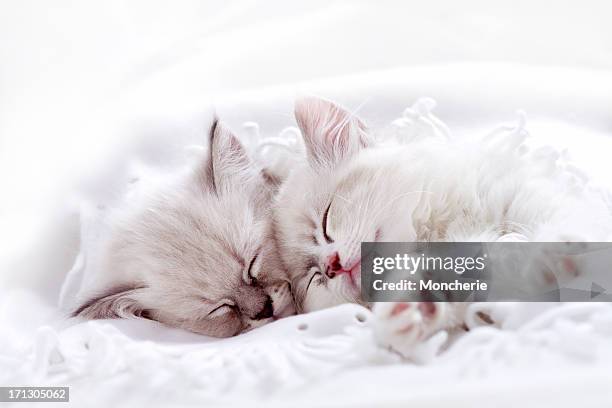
[534,241,586,288]
[373,302,447,359]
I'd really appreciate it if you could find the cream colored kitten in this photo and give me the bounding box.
[73,118,295,337]
[271,97,612,357]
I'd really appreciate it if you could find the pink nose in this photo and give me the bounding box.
[325,252,353,278]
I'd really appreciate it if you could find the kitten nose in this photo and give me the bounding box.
[254,296,273,320]
[325,252,343,278]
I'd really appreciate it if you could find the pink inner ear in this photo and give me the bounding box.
[208,120,255,193]
[213,121,248,162]
[295,96,369,166]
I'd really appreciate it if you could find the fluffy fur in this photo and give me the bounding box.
[73,118,295,337]
[272,96,612,355]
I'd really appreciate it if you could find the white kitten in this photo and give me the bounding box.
[72,118,295,337]
[272,96,612,357]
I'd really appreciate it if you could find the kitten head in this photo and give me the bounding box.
[273,97,420,312]
[74,118,295,337]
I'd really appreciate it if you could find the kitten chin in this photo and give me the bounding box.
[72,117,295,337]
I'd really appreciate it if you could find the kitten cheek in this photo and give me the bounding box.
[302,285,329,312]
[245,318,270,331]
[197,313,242,338]
[269,285,296,318]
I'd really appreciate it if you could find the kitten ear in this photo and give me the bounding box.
[207,117,254,193]
[72,284,149,319]
[294,96,371,168]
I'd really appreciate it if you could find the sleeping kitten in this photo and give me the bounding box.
[272,96,612,356]
[72,118,295,337]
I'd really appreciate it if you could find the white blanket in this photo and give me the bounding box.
[3,94,612,407]
[3,2,612,406]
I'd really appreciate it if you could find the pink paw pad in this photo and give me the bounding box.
[562,256,579,277]
[418,302,437,319]
[389,302,410,317]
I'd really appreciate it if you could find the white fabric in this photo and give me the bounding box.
[3,97,612,407]
[2,2,612,406]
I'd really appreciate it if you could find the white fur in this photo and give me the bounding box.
[72,119,295,337]
[273,97,612,356]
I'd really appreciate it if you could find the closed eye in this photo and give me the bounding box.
[208,301,235,318]
[306,271,323,293]
[322,201,334,243]
[247,253,259,284]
